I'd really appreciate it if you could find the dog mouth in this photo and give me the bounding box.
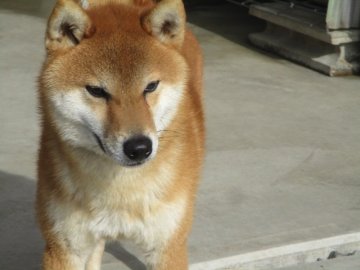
[92,132,106,153]
[124,160,147,167]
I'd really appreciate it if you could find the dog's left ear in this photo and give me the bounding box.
[142,0,186,48]
[46,0,94,52]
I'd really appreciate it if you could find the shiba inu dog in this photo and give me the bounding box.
[36,0,204,269]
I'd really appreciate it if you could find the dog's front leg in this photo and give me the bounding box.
[42,233,100,270]
[86,239,106,270]
[42,243,87,270]
[146,239,189,270]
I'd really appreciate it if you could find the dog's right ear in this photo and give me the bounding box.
[46,0,94,52]
[142,0,186,48]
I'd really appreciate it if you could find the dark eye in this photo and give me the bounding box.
[85,85,110,100]
[144,80,160,94]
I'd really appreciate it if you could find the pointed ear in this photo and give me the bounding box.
[142,0,186,48]
[46,0,94,52]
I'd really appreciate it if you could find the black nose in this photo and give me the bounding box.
[123,136,152,162]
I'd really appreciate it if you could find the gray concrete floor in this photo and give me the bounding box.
[1,2,360,270]
[275,254,360,270]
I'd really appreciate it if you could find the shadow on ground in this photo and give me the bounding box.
[186,1,283,61]
[106,242,146,270]
[0,171,145,270]
[186,2,266,47]
[0,171,42,270]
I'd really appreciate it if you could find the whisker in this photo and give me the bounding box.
[157,130,185,138]
[157,129,182,134]
[158,137,181,142]
[158,134,180,138]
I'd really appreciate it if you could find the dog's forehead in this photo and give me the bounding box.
[95,34,147,69]
[83,5,159,87]
[87,3,152,35]
[87,34,158,89]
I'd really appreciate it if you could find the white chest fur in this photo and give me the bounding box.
[88,195,186,249]
[47,192,186,255]
[47,158,187,254]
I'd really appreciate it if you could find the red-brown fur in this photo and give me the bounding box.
[37,1,204,269]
